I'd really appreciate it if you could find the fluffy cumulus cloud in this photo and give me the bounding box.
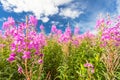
[59,8,83,19]
[41,17,49,23]
[59,1,85,19]
[0,0,84,22]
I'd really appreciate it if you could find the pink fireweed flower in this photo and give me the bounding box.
[17,48,22,53]
[40,24,44,30]
[37,33,46,47]
[2,22,9,29]
[2,17,15,29]
[18,66,23,74]
[84,62,95,73]
[65,27,71,36]
[7,56,15,62]
[23,51,31,56]
[84,62,94,68]
[84,31,95,38]
[58,27,72,43]
[106,20,112,25]
[77,35,84,40]
[96,18,104,29]
[7,52,16,62]
[7,17,15,26]
[57,29,62,35]
[29,16,38,27]
[51,25,57,33]
[74,27,80,35]
[0,30,1,33]
[38,59,43,64]
[10,52,16,57]
[0,44,5,48]
[39,53,44,57]
[58,34,67,43]
[10,43,16,52]
[72,39,79,46]
[91,68,95,73]
[101,26,120,46]
[34,51,39,55]
[19,23,26,30]
[22,55,31,59]
[100,42,107,47]
[22,51,31,59]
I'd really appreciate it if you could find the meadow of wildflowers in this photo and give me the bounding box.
[0,15,120,80]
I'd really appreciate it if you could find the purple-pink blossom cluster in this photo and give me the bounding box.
[4,16,46,63]
[2,17,15,30]
[58,27,72,43]
[101,22,120,46]
[7,52,16,62]
[84,62,94,73]
[3,15,96,64]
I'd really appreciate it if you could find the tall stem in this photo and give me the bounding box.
[24,16,30,80]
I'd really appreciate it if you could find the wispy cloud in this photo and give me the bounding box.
[51,21,60,25]
[0,17,7,21]
[116,0,120,14]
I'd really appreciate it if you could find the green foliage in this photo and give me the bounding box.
[0,39,25,80]
[0,37,120,80]
[57,39,105,80]
[43,40,63,80]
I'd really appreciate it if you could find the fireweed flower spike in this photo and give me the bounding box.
[57,29,62,35]
[4,16,47,80]
[18,66,23,74]
[29,15,38,27]
[38,59,43,64]
[40,24,44,30]
[51,24,57,33]
[101,25,120,46]
[2,17,15,30]
[74,27,80,35]
[72,39,79,46]
[8,17,15,26]
[96,18,105,29]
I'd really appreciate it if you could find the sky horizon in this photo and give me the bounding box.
[0,0,120,34]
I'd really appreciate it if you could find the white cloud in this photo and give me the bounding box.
[51,21,59,25]
[59,8,83,19]
[0,0,72,22]
[59,24,64,27]
[90,30,98,35]
[41,17,49,23]
[20,18,25,22]
[52,0,72,6]
[0,17,7,21]
[59,1,85,19]
[116,0,120,14]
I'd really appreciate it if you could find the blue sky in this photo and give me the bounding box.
[0,0,119,34]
